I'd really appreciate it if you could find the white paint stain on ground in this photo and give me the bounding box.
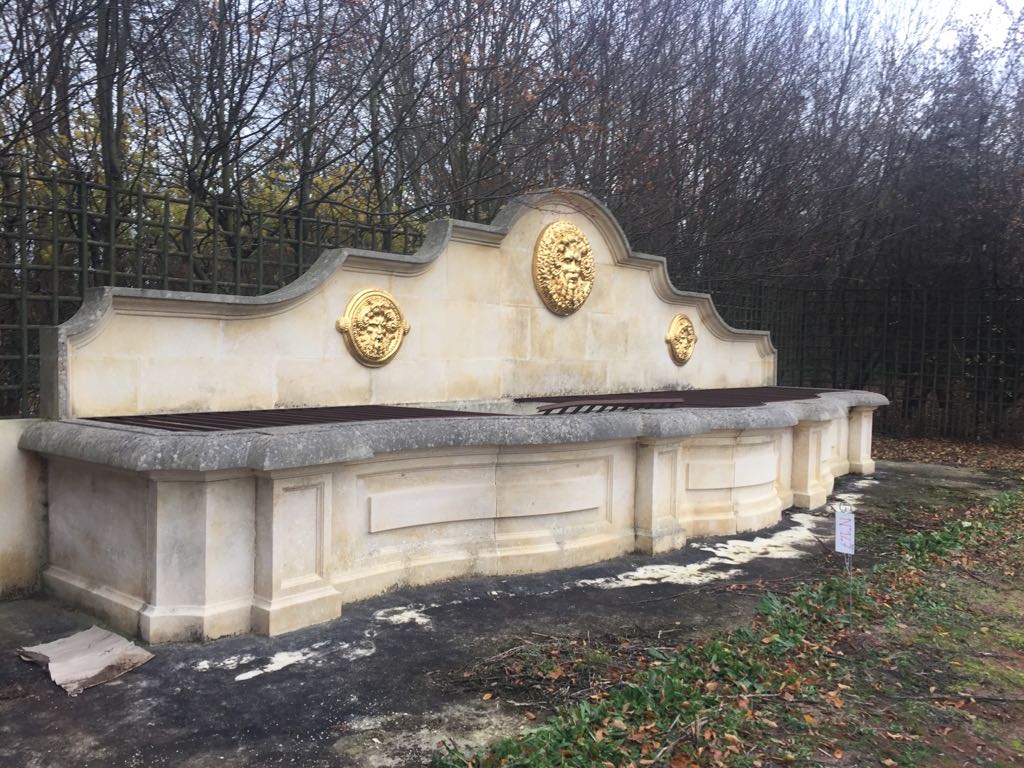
[341,643,378,661]
[334,703,528,768]
[577,563,744,589]
[832,478,880,508]
[193,654,257,672]
[576,513,824,590]
[832,492,865,506]
[233,640,377,680]
[372,605,436,628]
[235,649,321,681]
[192,639,374,680]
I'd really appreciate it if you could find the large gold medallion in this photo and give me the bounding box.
[665,314,697,365]
[532,220,595,316]
[335,289,410,367]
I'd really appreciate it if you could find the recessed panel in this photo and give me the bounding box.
[685,461,734,490]
[497,474,604,518]
[733,441,777,487]
[369,483,496,532]
[277,481,324,587]
[497,457,609,518]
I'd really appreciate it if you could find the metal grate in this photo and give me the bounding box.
[518,387,834,414]
[87,404,494,432]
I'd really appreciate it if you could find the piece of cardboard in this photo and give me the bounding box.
[18,626,153,696]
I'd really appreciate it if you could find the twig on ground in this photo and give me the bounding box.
[892,693,1024,704]
[637,576,805,605]
[955,565,1002,588]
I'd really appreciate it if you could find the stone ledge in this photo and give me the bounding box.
[20,391,888,473]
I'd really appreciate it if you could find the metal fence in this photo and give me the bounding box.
[699,280,1024,443]
[0,166,423,417]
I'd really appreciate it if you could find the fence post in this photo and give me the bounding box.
[17,158,29,415]
[233,203,242,292]
[186,195,196,292]
[78,177,90,295]
[798,289,808,386]
[211,197,220,293]
[256,210,265,293]
[107,180,117,286]
[135,188,144,287]
[161,191,170,290]
[50,174,60,325]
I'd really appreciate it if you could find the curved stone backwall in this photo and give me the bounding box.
[41,190,774,419]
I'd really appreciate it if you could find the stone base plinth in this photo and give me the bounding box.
[26,392,885,642]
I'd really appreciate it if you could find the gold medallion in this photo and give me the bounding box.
[335,289,411,367]
[532,220,595,316]
[665,314,697,365]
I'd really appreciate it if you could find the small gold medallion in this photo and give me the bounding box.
[532,220,595,316]
[666,314,697,365]
[335,288,410,367]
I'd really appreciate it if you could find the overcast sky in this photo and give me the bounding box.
[945,0,1022,43]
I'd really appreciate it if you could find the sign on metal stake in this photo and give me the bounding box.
[835,504,855,555]
[831,501,856,618]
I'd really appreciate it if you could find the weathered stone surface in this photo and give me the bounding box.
[19,391,886,473]
[0,420,44,598]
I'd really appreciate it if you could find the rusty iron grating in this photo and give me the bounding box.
[87,404,495,432]
[84,387,838,431]
[517,386,835,414]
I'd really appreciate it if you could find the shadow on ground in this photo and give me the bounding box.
[0,461,1017,768]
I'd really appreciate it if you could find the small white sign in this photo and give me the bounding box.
[835,508,856,555]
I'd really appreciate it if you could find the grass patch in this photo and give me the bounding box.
[435,488,1024,767]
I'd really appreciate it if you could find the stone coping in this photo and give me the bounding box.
[20,390,887,474]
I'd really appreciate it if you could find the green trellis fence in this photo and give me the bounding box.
[0,165,423,417]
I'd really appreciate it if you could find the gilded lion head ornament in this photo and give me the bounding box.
[336,289,410,367]
[532,220,595,316]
